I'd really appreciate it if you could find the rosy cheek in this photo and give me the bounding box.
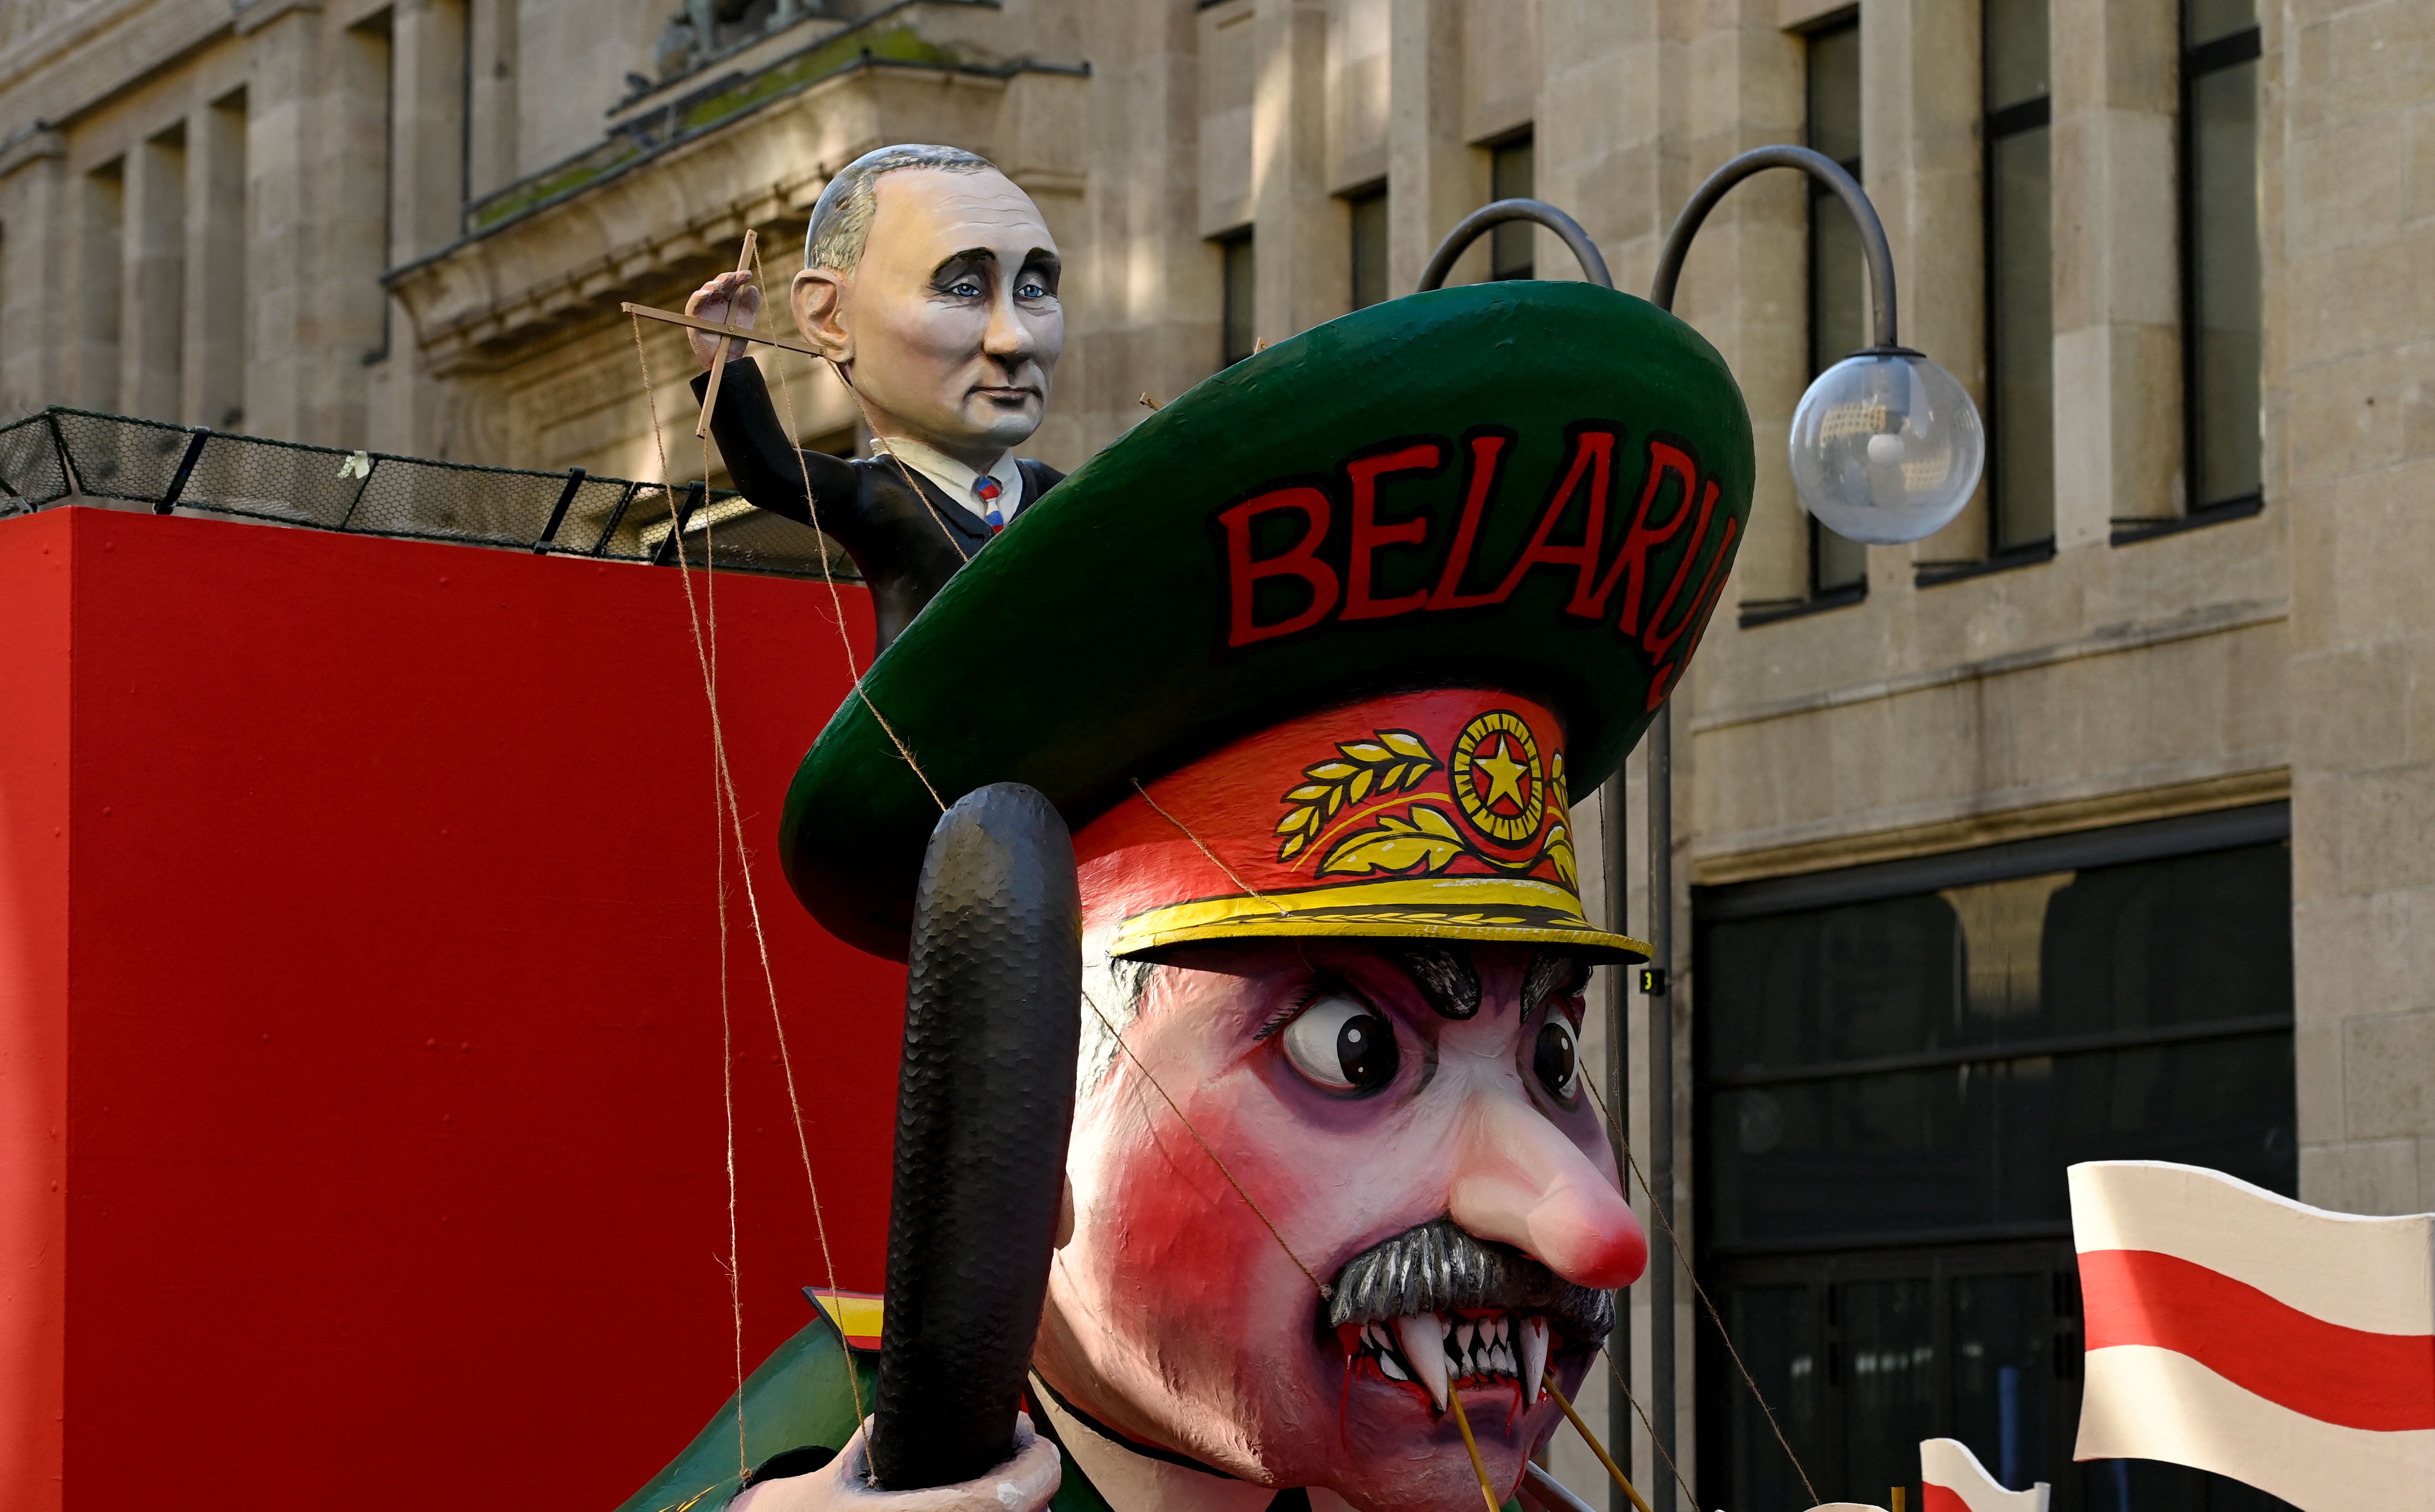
[1096,1081,1344,1324]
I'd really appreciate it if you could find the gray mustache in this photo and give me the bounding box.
[1324,1217,1614,1346]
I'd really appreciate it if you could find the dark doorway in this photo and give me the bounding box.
[1694,809,2299,1512]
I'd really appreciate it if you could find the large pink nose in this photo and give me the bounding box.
[1444,1087,1648,1289]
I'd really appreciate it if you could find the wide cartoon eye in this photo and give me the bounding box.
[1533,1015,1581,1101]
[1281,994,1400,1094]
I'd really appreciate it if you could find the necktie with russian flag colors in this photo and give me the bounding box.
[1919,1438,2048,1512]
[2068,1159,2435,1512]
[974,475,1004,533]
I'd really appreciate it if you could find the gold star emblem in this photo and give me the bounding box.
[1449,708,1547,847]
[1475,739,1529,812]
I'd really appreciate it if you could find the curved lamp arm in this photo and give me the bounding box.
[1652,145,1899,346]
[1415,199,1614,293]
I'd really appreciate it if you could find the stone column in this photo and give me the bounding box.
[1386,0,1474,292]
[123,128,187,425]
[237,0,323,440]
[465,0,519,201]
[2283,0,2435,1215]
[0,129,68,417]
[1670,0,1807,607]
[184,92,249,430]
[1865,0,1989,568]
[2049,0,2180,541]
[391,0,466,261]
[239,0,389,446]
[1251,0,1337,337]
[368,0,468,453]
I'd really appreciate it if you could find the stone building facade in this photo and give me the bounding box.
[1,0,2427,1507]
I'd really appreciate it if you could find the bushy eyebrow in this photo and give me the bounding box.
[930,247,997,281]
[1388,944,1481,1020]
[1522,950,1590,1016]
[928,247,1061,283]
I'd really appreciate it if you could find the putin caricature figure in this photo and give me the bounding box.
[684,143,1066,653]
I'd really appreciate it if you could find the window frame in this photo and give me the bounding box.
[1979,0,2057,565]
[2170,5,2267,530]
[1692,801,2300,1511]
[1343,179,1389,312]
[1804,11,1870,607]
[1483,130,1535,282]
[1216,227,1256,368]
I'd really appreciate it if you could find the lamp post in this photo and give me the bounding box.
[1641,144,1982,1512]
[1419,147,1984,1511]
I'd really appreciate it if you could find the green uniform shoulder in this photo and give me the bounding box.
[615,1317,873,1512]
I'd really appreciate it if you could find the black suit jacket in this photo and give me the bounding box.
[692,357,1064,653]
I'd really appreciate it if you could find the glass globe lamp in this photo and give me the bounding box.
[1788,349,1986,545]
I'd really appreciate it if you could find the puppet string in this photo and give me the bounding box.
[633,310,753,1479]
[1583,1070,1817,1507]
[734,248,946,812]
[1128,779,1296,922]
[1601,1345,1702,1512]
[1081,988,1330,1300]
[735,258,906,1438]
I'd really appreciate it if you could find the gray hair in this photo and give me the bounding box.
[1076,955,1160,1097]
[804,143,998,272]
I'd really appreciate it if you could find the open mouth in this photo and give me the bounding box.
[1322,1217,1611,1417]
[1342,1309,1554,1411]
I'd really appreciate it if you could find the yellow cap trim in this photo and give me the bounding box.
[1108,875,1651,963]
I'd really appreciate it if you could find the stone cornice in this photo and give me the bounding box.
[0,124,66,180]
[383,0,1085,379]
[385,69,925,377]
[0,0,235,134]
[231,0,322,34]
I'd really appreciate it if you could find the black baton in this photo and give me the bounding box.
[869,783,1081,1488]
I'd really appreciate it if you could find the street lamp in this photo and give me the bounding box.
[1654,145,1985,548]
[1644,145,1984,1512]
[1421,148,1985,1512]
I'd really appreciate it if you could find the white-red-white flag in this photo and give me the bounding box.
[2069,1159,2435,1511]
[1919,1437,2047,1512]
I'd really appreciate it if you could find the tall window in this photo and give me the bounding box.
[1219,230,1256,366]
[1695,813,2299,1512]
[1807,17,1868,597]
[1488,133,1534,280]
[1347,183,1388,311]
[2184,0,2263,511]
[78,159,124,410]
[1985,0,2054,552]
[198,88,248,430]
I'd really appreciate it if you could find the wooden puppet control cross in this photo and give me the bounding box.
[623,229,828,439]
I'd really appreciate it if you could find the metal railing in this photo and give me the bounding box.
[0,407,857,582]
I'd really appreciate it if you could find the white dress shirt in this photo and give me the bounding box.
[874,435,1023,533]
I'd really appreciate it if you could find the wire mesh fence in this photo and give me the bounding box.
[0,407,861,583]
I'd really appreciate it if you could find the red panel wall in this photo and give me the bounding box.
[0,507,905,1510]
[0,510,72,1512]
